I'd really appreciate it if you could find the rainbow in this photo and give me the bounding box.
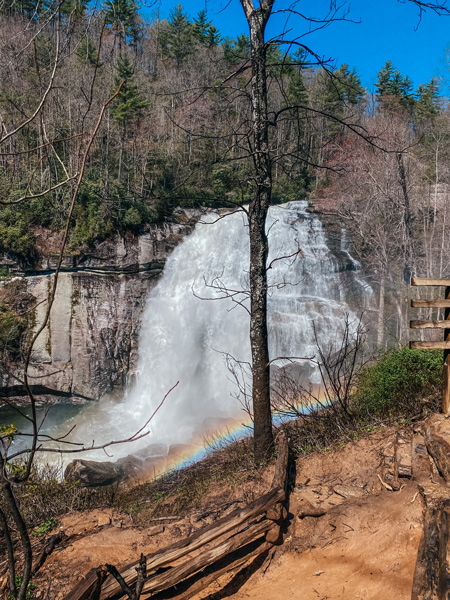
[144,395,326,480]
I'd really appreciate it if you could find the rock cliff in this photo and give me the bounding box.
[0,210,198,400]
[0,205,371,403]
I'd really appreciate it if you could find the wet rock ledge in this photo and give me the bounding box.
[0,209,199,401]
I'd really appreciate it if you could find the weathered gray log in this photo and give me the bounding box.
[410,341,450,350]
[412,434,432,484]
[62,568,99,600]
[65,431,291,600]
[411,300,450,309]
[87,567,109,600]
[411,321,450,329]
[139,519,273,597]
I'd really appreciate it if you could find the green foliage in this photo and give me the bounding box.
[32,517,59,537]
[104,0,138,42]
[376,60,415,111]
[0,423,17,445]
[415,78,440,121]
[159,4,195,66]
[59,0,88,17]
[192,10,220,46]
[222,34,250,64]
[355,348,442,414]
[0,266,11,281]
[324,64,365,107]
[111,54,149,126]
[8,576,36,600]
[70,204,111,251]
[0,217,34,257]
[0,305,25,360]
[76,37,102,67]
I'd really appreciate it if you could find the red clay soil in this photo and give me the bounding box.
[31,427,425,600]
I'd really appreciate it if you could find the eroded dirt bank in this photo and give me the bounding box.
[25,424,432,600]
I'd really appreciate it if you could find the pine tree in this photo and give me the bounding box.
[192,11,220,47]
[207,25,221,47]
[76,36,102,67]
[111,54,148,126]
[324,64,365,108]
[223,34,250,64]
[376,60,414,112]
[375,60,396,97]
[104,0,138,47]
[159,4,194,66]
[416,78,440,121]
[192,10,210,44]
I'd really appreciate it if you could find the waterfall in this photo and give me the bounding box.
[62,201,373,460]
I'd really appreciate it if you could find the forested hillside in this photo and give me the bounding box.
[0,0,449,346]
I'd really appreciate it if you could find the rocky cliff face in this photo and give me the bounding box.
[0,210,198,400]
[0,205,371,403]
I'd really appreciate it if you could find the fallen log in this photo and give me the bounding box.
[87,567,108,600]
[411,485,450,600]
[64,432,291,600]
[32,531,66,575]
[139,518,273,597]
[97,487,285,600]
[271,430,289,491]
[150,540,272,600]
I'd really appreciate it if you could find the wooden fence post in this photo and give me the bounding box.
[444,286,450,415]
[410,278,450,416]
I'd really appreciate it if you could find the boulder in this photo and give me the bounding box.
[116,455,145,478]
[64,459,124,487]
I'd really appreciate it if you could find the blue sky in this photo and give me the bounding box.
[143,0,450,94]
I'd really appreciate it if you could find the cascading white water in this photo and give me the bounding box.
[63,201,373,460]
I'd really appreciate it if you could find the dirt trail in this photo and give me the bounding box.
[36,428,425,600]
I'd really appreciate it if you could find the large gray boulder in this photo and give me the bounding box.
[64,459,124,487]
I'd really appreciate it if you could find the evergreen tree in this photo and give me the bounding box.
[111,54,148,127]
[376,60,397,97]
[76,36,102,67]
[415,78,440,121]
[159,4,194,66]
[104,0,138,47]
[223,34,250,64]
[207,25,221,47]
[192,10,210,44]
[376,60,414,112]
[0,0,43,17]
[192,10,220,47]
[59,0,88,18]
[324,63,365,108]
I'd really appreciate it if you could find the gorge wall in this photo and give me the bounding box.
[0,204,373,403]
[0,209,199,400]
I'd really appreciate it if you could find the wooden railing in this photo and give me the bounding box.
[63,431,290,600]
[410,278,450,414]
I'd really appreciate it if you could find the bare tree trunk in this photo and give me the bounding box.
[397,152,414,282]
[240,0,275,462]
[377,274,385,349]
